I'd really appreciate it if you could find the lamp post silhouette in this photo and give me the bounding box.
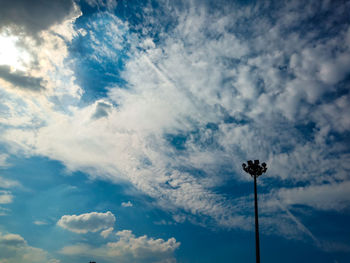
[242,160,267,263]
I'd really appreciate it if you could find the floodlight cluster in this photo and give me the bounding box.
[242,160,267,177]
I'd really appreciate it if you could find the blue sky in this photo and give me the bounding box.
[0,0,350,262]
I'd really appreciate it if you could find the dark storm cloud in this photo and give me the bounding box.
[0,65,45,91]
[0,0,76,35]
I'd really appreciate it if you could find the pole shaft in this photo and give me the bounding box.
[254,175,260,263]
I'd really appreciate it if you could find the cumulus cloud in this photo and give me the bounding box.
[0,232,58,263]
[57,211,116,234]
[0,233,25,246]
[61,229,180,263]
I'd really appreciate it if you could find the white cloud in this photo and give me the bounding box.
[0,153,9,167]
[320,241,350,253]
[0,0,349,243]
[57,211,116,234]
[33,220,48,226]
[61,229,180,263]
[0,233,25,246]
[85,0,117,11]
[0,207,10,216]
[276,181,350,211]
[101,227,114,238]
[0,190,13,204]
[0,176,20,188]
[312,94,350,134]
[0,232,59,263]
[121,201,133,207]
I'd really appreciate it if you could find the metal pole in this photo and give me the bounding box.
[254,174,260,263]
[242,160,266,263]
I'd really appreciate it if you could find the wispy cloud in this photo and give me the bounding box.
[0,154,9,167]
[276,181,350,211]
[33,220,48,226]
[0,177,20,188]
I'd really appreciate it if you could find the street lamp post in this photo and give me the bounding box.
[242,160,267,263]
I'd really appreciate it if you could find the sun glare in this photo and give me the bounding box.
[0,34,31,71]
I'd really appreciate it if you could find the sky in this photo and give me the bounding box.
[0,0,350,262]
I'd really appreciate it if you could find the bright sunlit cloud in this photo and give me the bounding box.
[0,33,31,71]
